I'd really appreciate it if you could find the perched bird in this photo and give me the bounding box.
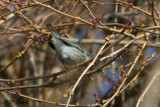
[47,24,90,68]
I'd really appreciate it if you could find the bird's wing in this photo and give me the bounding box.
[60,38,84,52]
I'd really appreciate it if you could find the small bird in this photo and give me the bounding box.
[47,24,90,68]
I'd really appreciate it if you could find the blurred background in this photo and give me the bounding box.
[0,0,160,107]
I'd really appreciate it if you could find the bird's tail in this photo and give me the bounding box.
[46,24,60,39]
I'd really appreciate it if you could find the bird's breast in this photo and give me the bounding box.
[59,46,86,65]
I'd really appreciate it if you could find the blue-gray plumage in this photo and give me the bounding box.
[47,24,90,67]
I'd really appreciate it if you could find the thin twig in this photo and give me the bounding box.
[103,35,148,106]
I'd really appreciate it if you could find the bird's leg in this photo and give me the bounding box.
[62,63,68,71]
[76,63,82,72]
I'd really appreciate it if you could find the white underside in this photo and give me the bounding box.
[60,46,85,65]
